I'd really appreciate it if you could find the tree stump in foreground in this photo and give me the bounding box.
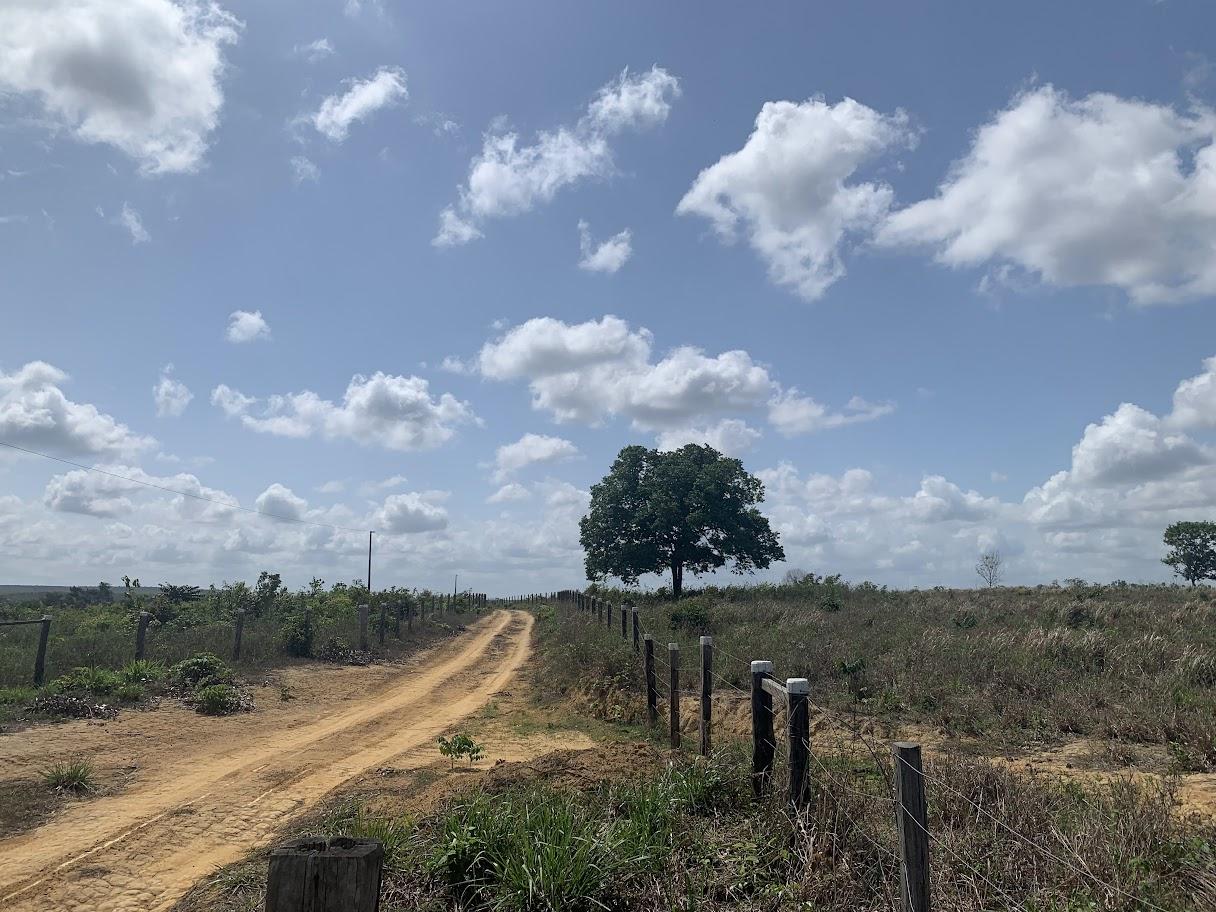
[265,836,383,911]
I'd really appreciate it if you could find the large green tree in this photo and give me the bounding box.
[1162,521,1216,586]
[579,444,784,598]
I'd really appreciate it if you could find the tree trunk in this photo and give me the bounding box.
[671,562,683,599]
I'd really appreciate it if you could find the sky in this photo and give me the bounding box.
[3,0,1216,593]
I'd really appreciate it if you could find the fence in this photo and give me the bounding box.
[528,589,1163,912]
[0,592,489,687]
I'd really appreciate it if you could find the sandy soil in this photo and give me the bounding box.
[0,609,540,912]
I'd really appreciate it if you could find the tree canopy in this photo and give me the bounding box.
[1162,521,1216,586]
[579,444,784,598]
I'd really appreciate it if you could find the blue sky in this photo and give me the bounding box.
[3,0,1216,591]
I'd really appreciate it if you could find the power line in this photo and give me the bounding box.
[0,440,371,534]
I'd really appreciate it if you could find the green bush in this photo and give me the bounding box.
[49,666,123,696]
[41,759,96,794]
[119,659,166,686]
[437,732,485,768]
[171,653,232,689]
[279,613,314,658]
[116,683,145,702]
[194,683,246,716]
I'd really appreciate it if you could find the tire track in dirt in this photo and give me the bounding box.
[0,609,533,912]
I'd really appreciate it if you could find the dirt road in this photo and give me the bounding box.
[0,609,534,912]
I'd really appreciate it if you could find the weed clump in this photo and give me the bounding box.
[193,683,251,716]
[41,760,96,794]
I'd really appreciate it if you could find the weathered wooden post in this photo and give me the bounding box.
[620,604,628,638]
[751,660,775,797]
[699,636,713,756]
[787,678,810,807]
[135,611,151,661]
[631,608,640,652]
[607,602,613,629]
[233,609,246,661]
[358,604,369,651]
[894,742,931,912]
[265,836,383,912]
[668,642,680,750]
[34,616,51,686]
[644,635,658,724]
[598,599,604,623]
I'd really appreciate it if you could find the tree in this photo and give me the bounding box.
[580,444,785,599]
[1162,521,1216,586]
[976,549,1004,587]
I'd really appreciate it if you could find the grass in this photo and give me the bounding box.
[41,759,96,794]
[550,581,1216,770]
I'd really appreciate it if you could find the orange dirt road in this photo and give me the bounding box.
[0,609,533,912]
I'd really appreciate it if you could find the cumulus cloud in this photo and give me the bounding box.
[226,309,270,343]
[435,67,679,245]
[492,433,579,482]
[768,391,894,436]
[311,66,407,142]
[153,364,192,417]
[1,361,154,458]
[878,85,1216,305]
[210,372,477,451]
[578,220,632,273]
[43,464,236,520]
[655,419,761,456]
[488,483,531,504]
[254,482,308,521]
[677,97,916,301]
[0,0,241,175]
[475,315,878,438]
[373,491,448,533]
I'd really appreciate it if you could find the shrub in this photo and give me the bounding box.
[0,685,36,705]
[437,733,485,768]
[41,759,96,794]
[194,683,249,716]
[279,613,314,658]
[670,601,711,633]
[171,653,232,689]
[49,666,122,696]
[115,683,145,703]
[119,659,166,686]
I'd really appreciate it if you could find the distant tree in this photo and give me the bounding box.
[97,581,113,603]
[158,583,202,604]
[976,549,1004,588]
[580,444,785,599]
[783,567,813,585]
[1162,521,1216,586]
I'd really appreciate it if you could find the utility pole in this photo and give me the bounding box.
[453,574,458,598]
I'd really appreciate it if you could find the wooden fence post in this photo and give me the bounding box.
[233,609,245,661]
[632,608,640,652]
[358,604,369,651]
[598,599,604,623]
[34,616,51,686]
[699,636,712,756]
[644,635,657,724]
[787,678,810,807]
[135,611,151,661]
[607,602,613,630]
[620,604,628,638]
[894,742,931,912]
[668,642,680,750]
[751,660,775,797]
[265,836,383,912]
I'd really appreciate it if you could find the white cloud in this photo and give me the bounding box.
[360,474,408,494]
[578,220,632,273]
[439,355,473,375]
[487,483,531,504]
[210,372,477,451]
[1068,404,1207,487]
[768,390,894,436]
[226,309,270,343]
[1,361,154,458]
[290,156,320,184]
[877,85,1216,305]
[0,0,241,175]
[254,483,308,521]
[492,433,579,482]
[316,479,346,494]
[311,66,407,142]
[373,491,447,533]
[117,203,150,244]
[1168,355,1216,429]
[153,364,192,417]
[42,464,236,520]
[678,97,916,301]
[655,419,761,456]
[435,67,679,245]
[293,38,333,63]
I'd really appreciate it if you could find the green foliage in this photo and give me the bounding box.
[1162,521,1216,586]
[194,683,245,716]
[580,444,784,598]
[669,600,711,633]
[119,659,166,685]
[49,666,123,696]
[115,683,145,702]
[436,732,485,768]
[278,613,314,657]
[0,685,36,705]
[324,802,416,870]
[171,653,233,689]
[41,759,96,794]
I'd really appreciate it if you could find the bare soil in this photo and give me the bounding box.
[0,609,547,912]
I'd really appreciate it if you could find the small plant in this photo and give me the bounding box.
[0,685,36,705]
[194,683,248,716]
[49,666,122,696]
[42,759,96,794]
[436,732,485,768]
[119,659,166,686]
[171,653,232,689]
[115,683,145,703]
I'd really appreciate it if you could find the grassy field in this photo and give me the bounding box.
[549,579,1216,773]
